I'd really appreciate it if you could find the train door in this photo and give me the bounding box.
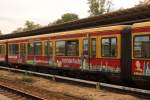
[82,35,97,70]
[82,38,89,69]
[99,35,121,73]
[27,42,34,64]
[20,43,26,63]
[0,44,6,62]
[131,22,150,89]
[132,35,150,76]
[44,41,53,65]
[34,41,43,64]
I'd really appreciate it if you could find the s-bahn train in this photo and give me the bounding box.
[0,21,150,89]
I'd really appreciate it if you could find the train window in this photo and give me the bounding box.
[83,39,89,57]
[34,42,42,56]
[56,41,65,56]
[101,37,117,57]
[134,35,150,58]
[83,38,96,58]
[66,40,79,56]
[44,41,53,56]
[0,45,5,54]
[20,43,26,56]
[27,43,34,55]
[91,38,96,58]
[8,44,19,55]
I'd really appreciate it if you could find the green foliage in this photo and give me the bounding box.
[12,27,23,33]
[23,20,41,31]
[61,13,79,22]
[12,20,41,33]
[88,0,113,16]
[54,13,79,24]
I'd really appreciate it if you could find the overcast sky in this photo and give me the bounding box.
[0,0,141,34]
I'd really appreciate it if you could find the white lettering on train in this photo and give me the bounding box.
[61,58,80,64]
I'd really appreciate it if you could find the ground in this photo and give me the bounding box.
[0,94,12,100]
[0,70,142,100]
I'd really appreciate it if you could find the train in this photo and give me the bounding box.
[0,21,149,89]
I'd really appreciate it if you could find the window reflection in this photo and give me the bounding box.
[56,41,65,56]
[134,35,150,58]
[44,41,53,56]
[56,40,79,56]
[102,37,117,57]
[9,44,19,55]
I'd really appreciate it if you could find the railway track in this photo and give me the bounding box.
[0,81,44,100]
[0,66,150,99]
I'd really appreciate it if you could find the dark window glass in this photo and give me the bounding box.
[20,43,26,56]
[44,41,53,56]
[102,37,117,57]
[83,39,89,56]
[28,43,34,55]
[0,45,5,54]
[91,38,96,58]
[56,41,65,56]
[134,35,150,58]
[9,44,19,55]
[66,40,79,56]
[34,42,42,56]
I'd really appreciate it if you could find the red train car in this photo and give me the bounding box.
[132,22,150,88]
[0,40,6,64]
[6,25,127,72]
[0,21,150,89]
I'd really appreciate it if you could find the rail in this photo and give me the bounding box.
[0,66,150,96]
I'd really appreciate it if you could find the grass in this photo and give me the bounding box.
[21,72,33,83]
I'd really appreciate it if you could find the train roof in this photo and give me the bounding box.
[0,4,150,40]
[132,21,150,28]
[52,25,129,36]
[6,25,129,42]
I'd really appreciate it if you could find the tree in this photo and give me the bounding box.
[12,27,23,33]
[53,13,79,24]
[23,20,41,31]
[88,0,113,16]
[12,20,41,33]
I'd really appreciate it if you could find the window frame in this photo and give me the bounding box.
[44,41,53,56]
[8,43,19,55]
[83,38,97,58]
[91,38,96,58]
[101,37,118,58]
[55,39,79,57]
[83,38,89,57]
[55,40,66,56]
[133,34,150,59]
[27,42,34,55]
[20,43,27,56]
[66,40,79,56]
[34,41,43,56]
